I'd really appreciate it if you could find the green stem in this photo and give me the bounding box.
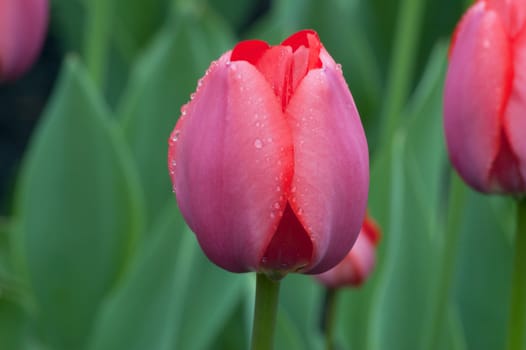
[380,0,426,146]
[321,289,339,350]
[251,273,281,350]
[428,171,467,350]
[506,198,526,350]
[83,0,114,88]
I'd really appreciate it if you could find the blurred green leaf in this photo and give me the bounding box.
[117,14,233,228]
[207,0,261,32]
[211,302,249,350]
[0,300,30,350]
[50,0,86,53]
[274,308,307,350]
[89,200,245,350]
[279,275,323,350]
[366,43,448,350]
[14,57,143,349]
[452,193,514,350]
[111,0,171,62]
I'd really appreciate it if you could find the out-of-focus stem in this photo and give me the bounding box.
[321,288,339,350]
[83,0,114,88]
[380,0,426,146]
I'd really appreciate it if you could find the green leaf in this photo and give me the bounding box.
[13,57,143,349]
[88,200,245,350]
[278,275,323,350]
[117,15,234,228]
[452,193,514,350]
[274,308,307,350]
[366,43,449,350]
[207,0,260,32]
[0,300,29,350]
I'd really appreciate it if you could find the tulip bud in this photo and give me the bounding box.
[0,0,48,82]
[444,0,526,195]
[168,30,369,278]
[314,215,381,288]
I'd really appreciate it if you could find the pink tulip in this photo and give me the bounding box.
[444,0,526,194]
[168,30,369,277]
[0,0,48,82]
[314,215,381,288]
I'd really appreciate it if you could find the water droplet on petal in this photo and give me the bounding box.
[270,212,276,219]
[254,139,263,149]
[273,202,280,209]
[171,130,180,143]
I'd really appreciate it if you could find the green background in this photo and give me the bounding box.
[1,0,518,349]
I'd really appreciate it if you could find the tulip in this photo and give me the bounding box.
[168,30,369,278]
[443,0,526,195]
[314,214,381,288]
[0,0,48,82]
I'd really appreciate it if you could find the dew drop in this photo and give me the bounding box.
[255,121,261,128]
[267,137,273,143]
[291,186,297,193]
[270,212,276,219]
[276,186,281,192]
[190,93,196,100]
[273,202,280,209]
[336,63,342,71]
[254,139,263,149]
[171,130,180,143]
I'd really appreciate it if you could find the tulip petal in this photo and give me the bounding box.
[503,26,526,190]
[0,0,48,81]
[170,53,293,272]
[444,3,512,192]
[485,0,526,37]
[286,54,369,274]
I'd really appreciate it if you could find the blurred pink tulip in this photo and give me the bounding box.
[0,0,48,82]
[168,30,369,278]
[314,215,381,288]
[444,0,526,195]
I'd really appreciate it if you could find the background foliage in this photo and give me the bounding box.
[0,0,518,349]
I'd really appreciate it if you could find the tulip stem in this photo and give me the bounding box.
[251,273,281,350]
[321,288,339,350]
[83,0,113,88]
[506,198,526,350]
